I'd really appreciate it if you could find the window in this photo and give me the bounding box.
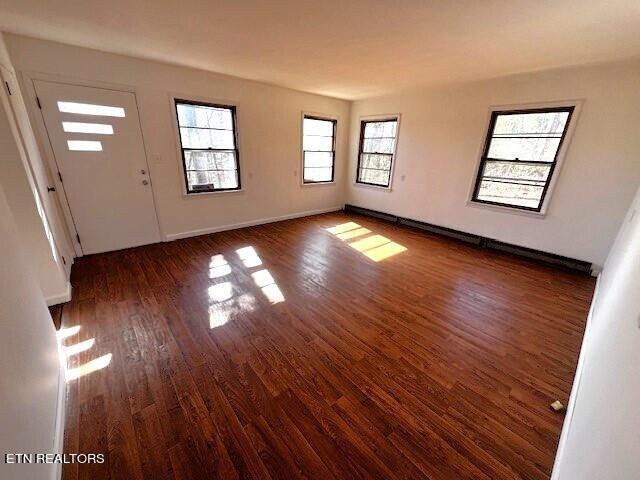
[67,140,102,151]
[356,118,398,188]
[302,115,336,183]
[62,122,113,134]
[57,101,125,117]
[471,106,574,211]
[174,99,240,193]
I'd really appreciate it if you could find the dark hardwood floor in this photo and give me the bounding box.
[49,303,63,330]
[57,212,595,480]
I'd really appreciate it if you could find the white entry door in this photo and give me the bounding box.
[34,80,161,255]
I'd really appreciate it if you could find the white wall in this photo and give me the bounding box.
[2,28,640,480]
[0,52,69,302]
[8,35,637,268]
[5,34,350,242]
[347,60,640,267]
[0,183,62,480]
[552,183,640,479]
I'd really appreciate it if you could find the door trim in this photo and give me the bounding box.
[0,66,74,275]
[20,71,163,255]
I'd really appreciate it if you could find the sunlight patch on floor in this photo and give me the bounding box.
[349,234,390,252]
[251,269,285,304]
[209,292,257,328]
[327,221,361,235]
[364,241,407,261]
[63,338,95,357]
[209,254,232,278]
[236,246,263,268]
[208,281,234,302]
[336,227,371,240]
[56,324,81,341]
[57,327,112,382]
[66,354,112,381]
[326,221,407,262]
[206,248,285,328]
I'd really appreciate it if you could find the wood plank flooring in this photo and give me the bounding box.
[57,212,595,480]
[49,303,63,330]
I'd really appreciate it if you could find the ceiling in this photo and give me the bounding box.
[0,0,639,100]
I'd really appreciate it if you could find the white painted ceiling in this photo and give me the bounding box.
[0,0,639,99]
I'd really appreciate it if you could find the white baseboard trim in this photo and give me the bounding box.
[165,206,344,241]
[46,281,72,306]
[52,363,66,480]
[550,272,601,480]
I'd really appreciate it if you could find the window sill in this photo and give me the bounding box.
[301,181,336,187]
[353,182,392,192]
[466,200,547,218]
[182,188,245,199]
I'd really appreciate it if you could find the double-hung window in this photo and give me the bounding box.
[356,118,398,188]
[174,99,241,193]
[471,106,574,211]
[302,115,336,183]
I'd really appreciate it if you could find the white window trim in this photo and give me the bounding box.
[168,92,244,198]
[300,110,338,186]
[466,99,583,216]
[353,113,401,191]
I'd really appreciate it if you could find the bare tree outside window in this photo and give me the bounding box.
[472,107,574,211]
[302,116,336,183]
[356,118,398,188]
[175,100,241,193]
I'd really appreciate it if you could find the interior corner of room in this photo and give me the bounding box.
[0,2,639,479]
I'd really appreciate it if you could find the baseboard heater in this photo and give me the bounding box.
[344,204,592,274]
[344,204,398,223]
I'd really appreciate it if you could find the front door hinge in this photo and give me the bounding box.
[4,81,11,96]
[76,233,81,244]
[36,96,42,109]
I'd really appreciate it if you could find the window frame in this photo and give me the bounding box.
[301,113,337,185]
[469,102,579,214]
[173,97,242,195]
[355,115,400,189]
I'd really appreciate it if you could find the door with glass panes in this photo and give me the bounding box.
[34,80,160,254]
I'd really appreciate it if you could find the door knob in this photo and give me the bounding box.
[142,180,149,185]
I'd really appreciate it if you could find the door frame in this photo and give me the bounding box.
[18,71,163,256]
[0,65,72,277]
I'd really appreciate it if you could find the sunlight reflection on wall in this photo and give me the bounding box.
[207,247,285,329]
[326,221,407,261]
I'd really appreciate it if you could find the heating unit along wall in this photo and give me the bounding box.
[347,59,640,267]
[0,28,640,480]
[6,35,640,270]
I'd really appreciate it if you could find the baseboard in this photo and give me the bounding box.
[46,281,72,306]
[399,217,483,245]
[165,206,343,241]
[342,204,399,223]
[52,362,66,480]
[484,239,592,273]
[344,203,592,274]
[550,273,601,480]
